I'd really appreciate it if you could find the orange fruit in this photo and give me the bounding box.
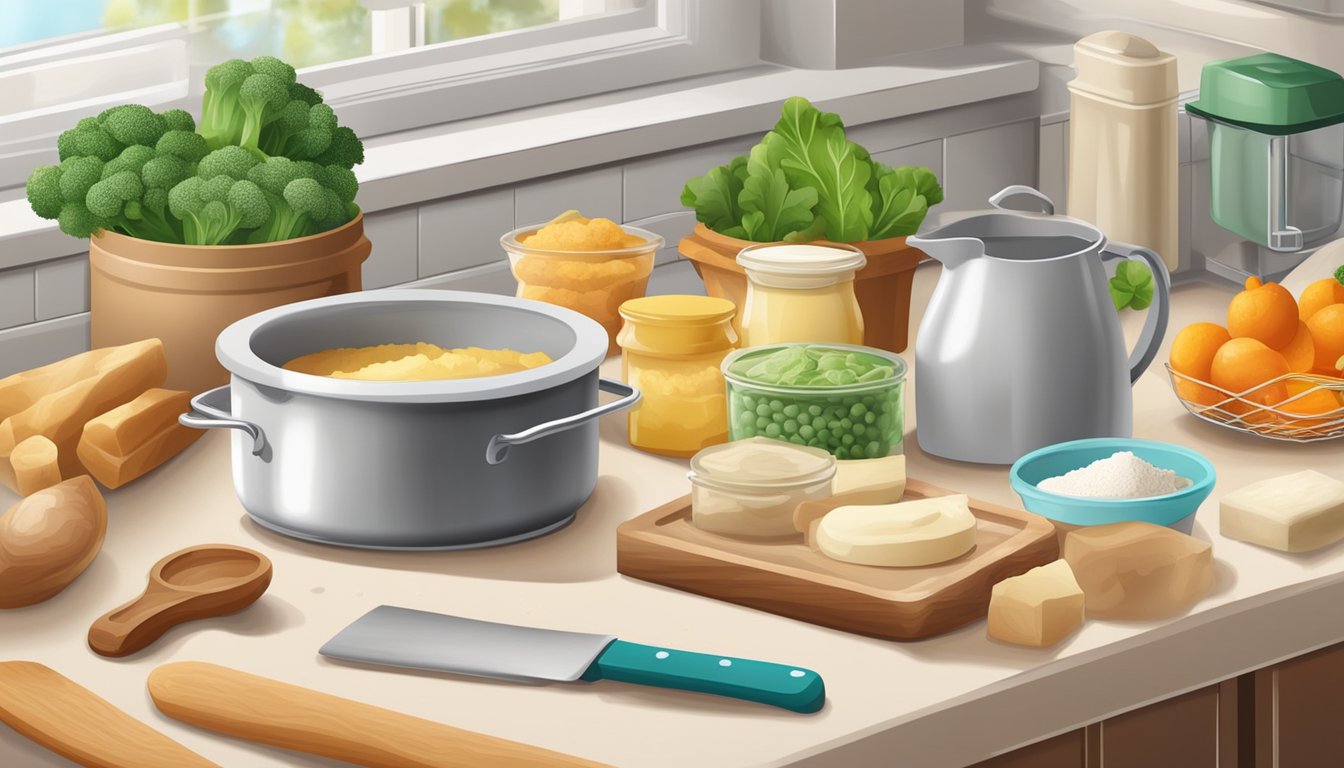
[1307,304,1344,372]
[1276,321,1316,372]
[1228,276,1299,350]
[1210,337,1290,415]
[1298,277,1344,322]
[1273,380,1344,430]
[1169,323,1231,406]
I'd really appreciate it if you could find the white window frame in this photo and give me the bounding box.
[0,0,760,192]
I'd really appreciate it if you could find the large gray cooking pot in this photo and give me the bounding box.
[179,289,639,550]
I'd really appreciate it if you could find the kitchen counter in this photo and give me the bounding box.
[3,267,1344,768]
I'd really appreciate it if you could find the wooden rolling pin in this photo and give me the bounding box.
[0,661,218,768]
[148,662,609,768]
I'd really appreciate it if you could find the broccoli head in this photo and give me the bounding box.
[199,56,303,155]
[245,156,354,242]
[169,173,271,246]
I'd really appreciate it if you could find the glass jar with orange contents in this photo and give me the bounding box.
[618,295,738,457]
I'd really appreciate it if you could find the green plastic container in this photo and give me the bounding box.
[1187,53,1344,252]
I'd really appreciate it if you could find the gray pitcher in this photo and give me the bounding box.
[908,186,1171,465]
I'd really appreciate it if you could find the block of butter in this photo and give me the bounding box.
[816,494,977,567]
[987,560,1085,648]
[831,455,906,505]
[1220,470,1344,553]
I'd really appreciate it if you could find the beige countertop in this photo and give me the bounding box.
[2,266,1343,768]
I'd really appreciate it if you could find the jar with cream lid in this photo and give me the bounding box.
[736,243,866,347]
[687,437,836,538]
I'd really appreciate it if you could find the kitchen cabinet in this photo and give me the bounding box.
[1253,642,1344,768]
[970,680,1237,768]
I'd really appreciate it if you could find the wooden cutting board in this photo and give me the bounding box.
[616,479,1059,640]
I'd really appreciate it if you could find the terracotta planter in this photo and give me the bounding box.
[677,223,927,353]
[89,214,371,394]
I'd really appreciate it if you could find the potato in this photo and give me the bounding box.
[0,476,107,608]
[0,339,167,477]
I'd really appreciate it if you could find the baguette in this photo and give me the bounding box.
[0,436,61,496]
[77,389,201,488]
[0,340,167,477]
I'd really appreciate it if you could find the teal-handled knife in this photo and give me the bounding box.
[319,606,825,714]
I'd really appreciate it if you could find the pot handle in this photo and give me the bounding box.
[486,378,641,465]
[179,386,267,456]
[988,185,1055,215]
[1101,242,1171,384]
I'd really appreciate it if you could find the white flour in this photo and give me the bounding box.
[1037,451,1191,499]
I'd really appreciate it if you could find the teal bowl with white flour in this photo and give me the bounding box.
[1010,438,1216,533]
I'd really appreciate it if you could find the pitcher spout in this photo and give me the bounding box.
[906,234,983,271]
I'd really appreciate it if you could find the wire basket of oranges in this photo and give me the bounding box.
[1166,366,1344,441]
[1167,272,1344,441]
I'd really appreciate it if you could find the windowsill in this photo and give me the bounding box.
[0,44,1038,270]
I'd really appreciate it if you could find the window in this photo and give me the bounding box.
[0,0,759,193]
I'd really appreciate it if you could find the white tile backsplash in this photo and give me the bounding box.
[408,260,517,296]
[418,187,514,278]
[942,120,1039,212]
[34,256,87,321]
[515,166,623,227]
[0,313,89,378]
[0,266,35,330]
[623,138,755,222]
[361,207,420,290]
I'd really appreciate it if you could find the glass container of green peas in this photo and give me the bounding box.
[721,343,907,460]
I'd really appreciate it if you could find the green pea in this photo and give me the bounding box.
[769,399,783,411]
[852,422,866,436]
[808,405,823,417]
[849,403,867,419]
[784,420,799,434]
[817,429,831,443]
[828,420,842,433]
[840,418,853,431]
[864,412,876,425]
[867,441,882,457]
[771,413,785,424]
[811,416,827,431]
[765,423,782,438]
[789,435,806,445]
[756,416,770,430]
[738,412,755,427]
[834,446,849,459]
[799,424,815,439]
[807,438,823,448]
[755,404,771,417]
[841,434,855,446]
[783,404,800,419]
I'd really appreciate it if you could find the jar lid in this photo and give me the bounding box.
[619,295,736,326]
[690,436,836,491]
[736,243,867,278]
[1186,53,1344,135]
[1069,31,1177,106]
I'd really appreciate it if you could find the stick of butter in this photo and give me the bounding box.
[987,560,1085,648]
[816,494,977,567]
[1220,470,1344,553]
[831,455,906,505]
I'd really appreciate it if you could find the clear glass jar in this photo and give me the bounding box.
[617,295,738,457]
[736,243,866,347]
[687,437,837,538]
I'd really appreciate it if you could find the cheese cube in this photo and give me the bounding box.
[831,455,906,505]
[1064,522,1214,620]
[1220,470,1344,553]
[987,560,1085,647]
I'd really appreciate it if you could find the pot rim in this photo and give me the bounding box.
[215,289,608,403]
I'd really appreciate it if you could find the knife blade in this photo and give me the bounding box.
[319,606,825,714]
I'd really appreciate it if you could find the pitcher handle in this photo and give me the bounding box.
[988,185,1055,215]
[1101,242,1171,384]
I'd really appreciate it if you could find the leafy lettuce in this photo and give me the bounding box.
[682,97,943,243]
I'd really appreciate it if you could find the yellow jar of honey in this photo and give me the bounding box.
[736,243,866,347]
[618,295,738,457]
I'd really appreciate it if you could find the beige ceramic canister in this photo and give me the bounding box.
[1067,31,1179,272]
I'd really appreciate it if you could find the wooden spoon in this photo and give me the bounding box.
[0,661,218,768]
[88,545,272,658]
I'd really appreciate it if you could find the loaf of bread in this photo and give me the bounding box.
[0,476,107,608]
[77,389,201,489]
[0,435,62,496]
[0,340,167,477]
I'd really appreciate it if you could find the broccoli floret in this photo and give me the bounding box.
[58,157,105,202]
[97,105,168,148]
[57,118,122,162]
[101,145,157,178]
[26,165,64,219]
[156,130,209,164]
[313,125,364,170]
[57,201,107,239]
[200,59,252,147]
[160,109,196,133]
[27,159,111,238]
[289,82,323,107]
[197,145,261,181]
[245,156,352,241]
[199,56,302,155]
[169,173,271,246]
[87,170,144,219]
